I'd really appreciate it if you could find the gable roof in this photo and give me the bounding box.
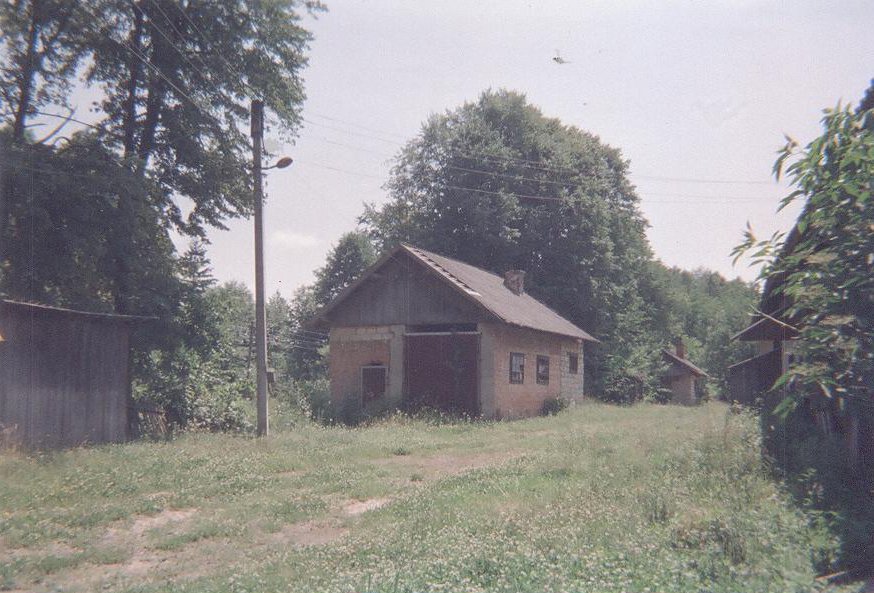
[312,244,597,341]
[661,348,708,378]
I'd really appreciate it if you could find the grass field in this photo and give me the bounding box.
[0,401,845,592]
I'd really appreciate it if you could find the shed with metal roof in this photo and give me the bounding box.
[310,244,597,420]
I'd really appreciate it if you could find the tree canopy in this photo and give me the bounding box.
[362,89,663,398]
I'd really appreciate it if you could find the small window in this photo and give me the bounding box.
[361,365,387,402]
[568,352,579,374]
[536,355,550,385]
[509,353,525,384]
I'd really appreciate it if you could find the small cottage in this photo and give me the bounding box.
[661,339,708,405]
[309,244,598,419]
[0,300,142,449]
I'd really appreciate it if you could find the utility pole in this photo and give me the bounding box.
[251,99,269,437]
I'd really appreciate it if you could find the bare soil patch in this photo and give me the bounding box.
[269,520,349,547]
[373,449,522,479]
[342,497,391,516]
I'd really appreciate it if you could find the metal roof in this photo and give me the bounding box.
[312,244,597,341]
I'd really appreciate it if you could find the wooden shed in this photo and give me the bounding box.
[0,300,142,449]
[309,244,598,420]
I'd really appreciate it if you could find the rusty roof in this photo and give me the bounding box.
[312,244,597,341]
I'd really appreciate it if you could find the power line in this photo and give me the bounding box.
[301,113,774,186]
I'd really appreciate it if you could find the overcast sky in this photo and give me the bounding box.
[197,0,873,299]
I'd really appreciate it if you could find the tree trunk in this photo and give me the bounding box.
[12,1,41,143]
[122,2,145,159]
[136,22,165,174]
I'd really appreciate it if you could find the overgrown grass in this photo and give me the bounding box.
[0,401,851,592]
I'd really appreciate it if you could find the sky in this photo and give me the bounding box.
[77,0,874,299]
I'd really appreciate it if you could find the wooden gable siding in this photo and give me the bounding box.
[327,255,487,327]
[0,304,131,449]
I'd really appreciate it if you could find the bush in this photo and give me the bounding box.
[540,397,568,416]
[285,378,332,421]
[133,347,252,432]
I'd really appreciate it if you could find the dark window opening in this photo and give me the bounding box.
[536,355,550,385]
[408,323,477,333]
[509,352,525,384]
[568,352,579,374]
[361,365,387,402]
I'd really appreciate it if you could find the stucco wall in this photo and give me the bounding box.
[481,323,583,419]
[328,325,404,414]
[668,374,696,405]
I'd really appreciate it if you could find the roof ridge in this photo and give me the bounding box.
[405,246,481,295]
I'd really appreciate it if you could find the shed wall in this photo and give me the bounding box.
[481,323,583,419]
[326,256,485,327]
[0,305,131,449]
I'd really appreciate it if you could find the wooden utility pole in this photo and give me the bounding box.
[251,99,269,437]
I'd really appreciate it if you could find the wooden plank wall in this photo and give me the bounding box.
[328,255,485,327]
[0,304,131,449]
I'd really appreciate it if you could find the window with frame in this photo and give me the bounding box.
[361,365,387,402]
[536,355,550,385]
[509,352,525,384]
[568,352,579,374]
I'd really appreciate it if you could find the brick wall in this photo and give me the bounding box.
[481,323,583,419]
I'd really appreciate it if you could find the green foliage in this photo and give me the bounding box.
[540,397,569,416]
[733,103,874,420]
[0,403,842,592]
[362,89,664,399]
[287,231,377,380]
[649,264,759,396]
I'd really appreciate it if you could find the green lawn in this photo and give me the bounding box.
[0,402,843,592]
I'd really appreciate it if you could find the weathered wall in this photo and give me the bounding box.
[481,323,583,419]
[668,374,696,405]
[328,325,403,415]
[326,255,486,327]
[0,303,131,449]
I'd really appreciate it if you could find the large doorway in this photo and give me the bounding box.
[404,332,479,416]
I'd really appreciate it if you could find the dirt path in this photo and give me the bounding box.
[11,448,522,592]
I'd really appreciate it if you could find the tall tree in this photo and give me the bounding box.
[362,89,661,398]
[0,0,96,143]
[287,231,376,380]
[85,0,324,236]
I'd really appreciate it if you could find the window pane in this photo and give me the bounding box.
[568,352,579,374]
[536,355,549,385]
[510,353,525,384]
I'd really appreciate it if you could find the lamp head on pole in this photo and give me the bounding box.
[262,156,293,171]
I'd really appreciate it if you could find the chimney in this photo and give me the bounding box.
[503,270,526,295]
[674,338,686,359]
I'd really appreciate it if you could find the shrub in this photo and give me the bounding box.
[540,397,568,416]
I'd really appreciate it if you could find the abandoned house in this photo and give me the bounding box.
[308,244,598,419]
[727,227,800,406]
[0,300,141,449]
[661,339,708,405]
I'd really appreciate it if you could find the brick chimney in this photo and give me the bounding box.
[503,270,526,295]
[674,337,686,359]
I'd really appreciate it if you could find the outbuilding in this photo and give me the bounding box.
[661,339,708,405]
[0,300,142,449]
[309,244,598,420]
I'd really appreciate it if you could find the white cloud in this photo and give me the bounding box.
[270,230,321,249]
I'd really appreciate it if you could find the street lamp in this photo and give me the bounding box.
[250,99,292,437]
